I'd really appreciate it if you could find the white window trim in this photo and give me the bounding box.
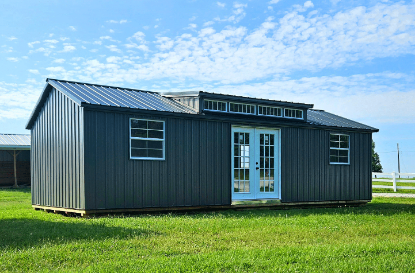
[130,118,165,161]
[329,133,350,165]
[229,102,256,115]
[257,105,283,117]
[203,99,228,112]
[283,108,303,119]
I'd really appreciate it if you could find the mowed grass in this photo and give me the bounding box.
[372,177,415,193]
[1,189,415,272]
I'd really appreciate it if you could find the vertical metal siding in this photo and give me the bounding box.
[83,110,231,210]
[31,88,85,209]
[281,127,372,202]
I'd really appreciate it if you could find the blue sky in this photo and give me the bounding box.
[1,0,414,173]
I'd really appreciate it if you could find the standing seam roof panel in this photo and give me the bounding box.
[0,134,31,147]
[113,88,158,110]
[104,86,149,109]
[80,84,124,107]
[73,83,117,106]
[48,80,88,104]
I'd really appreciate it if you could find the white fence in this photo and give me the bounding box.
[372,172,415,192]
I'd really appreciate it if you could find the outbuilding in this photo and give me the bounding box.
[0,134,31,187]
[27,79,378,215]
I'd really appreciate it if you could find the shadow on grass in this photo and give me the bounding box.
[0,218,157,250]
[145,201,415,220]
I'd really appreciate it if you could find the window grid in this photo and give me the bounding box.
[204,100,227,112]
[229,102,256,115]
[258,105,282,117]
[233,132,250,193]
[130,118,165,160]
[284,108,303,119]
[329,133,349,164]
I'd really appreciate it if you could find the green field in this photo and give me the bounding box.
[1,188,414,272]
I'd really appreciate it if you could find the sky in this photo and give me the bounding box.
[0,0,414,173]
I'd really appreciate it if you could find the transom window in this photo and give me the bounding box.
[258,105,282,117]
[130,118,165,160]
[284,108,303,119]
[229,102,256,114]
[204,100,227,112]
[330,133,349,164]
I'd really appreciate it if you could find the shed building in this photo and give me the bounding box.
[27,79,378,214]
[0,134,31,187]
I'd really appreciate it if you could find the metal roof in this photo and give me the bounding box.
[0,134,31,150]
[47,79,197,114]
[307,110,378,131]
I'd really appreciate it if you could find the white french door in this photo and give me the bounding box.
[231,127,280,200]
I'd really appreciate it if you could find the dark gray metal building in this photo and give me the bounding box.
[27,79,378,214]
[0,134,31,187]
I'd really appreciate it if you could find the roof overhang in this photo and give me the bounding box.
[0,146,30,150]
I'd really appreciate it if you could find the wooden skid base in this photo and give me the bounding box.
[32,200,370,217]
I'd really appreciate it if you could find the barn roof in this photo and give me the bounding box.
[26,79,197,129]
[0,134,31,150]
[26,79,378,132]
[47,79,196,114]
[307,109,377,131]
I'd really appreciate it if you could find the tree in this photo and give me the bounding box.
[372,140,383,172]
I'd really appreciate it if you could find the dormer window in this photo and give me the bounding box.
[258,106,282,117]
[204,100,227,112]
[229,102,256,114]
[284,108,303,119]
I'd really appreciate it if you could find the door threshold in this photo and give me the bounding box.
[232,199,281,206]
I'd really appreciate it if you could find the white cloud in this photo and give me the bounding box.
[106,45,122,53]
[46,66,66,73]
[154,25,159,29]
[107,19,128,24]
[53,59,65,63]
[49,33,54,37]
[44,39,59,44]
[106,56,122,63]
[189,16,197,21]
[68,26,76,31]
[304,1,314,8]
[215,2,248,23]
[28,69,39,74]
[0,82,42,119]
[60,37,69,41]
[94,41,102,45]
[143,26,150,30]
[269,0,281,4]
[28,41,40,48]
[100,36,112,40]
[217,2,225,8]
[61,45,76,52]
[204,21,215,26]
[109,29,114,33]
[7,57,19,62]
[7,36,17,41]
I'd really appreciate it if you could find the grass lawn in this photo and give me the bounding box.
[1,189,415,272]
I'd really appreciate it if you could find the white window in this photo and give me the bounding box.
[330,134,349,164]
[258,105,282,117]
[204,100,227,112]
[284,108,303,119]
[229,102,256,114]
[130,118,165,160]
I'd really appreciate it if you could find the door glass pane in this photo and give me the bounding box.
[259,133,275,193]
[233,131,251,193]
